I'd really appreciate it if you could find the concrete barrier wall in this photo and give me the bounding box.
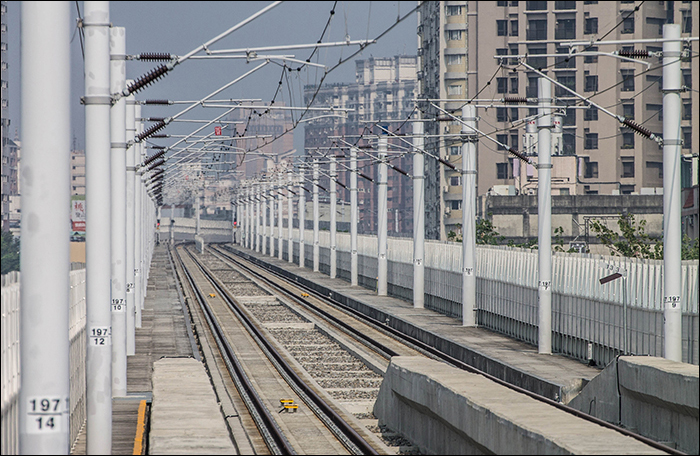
[374,356,667,455]
[568,356,699,454]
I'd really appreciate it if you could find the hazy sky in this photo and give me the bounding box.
[5,1,418,154]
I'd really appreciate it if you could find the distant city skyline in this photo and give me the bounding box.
[4,1,418,153]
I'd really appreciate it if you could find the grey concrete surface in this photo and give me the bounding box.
[374,356,668,455]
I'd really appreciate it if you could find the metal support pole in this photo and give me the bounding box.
[125,91,136,355]
[413,122,425,308]
[19,3,71,452]
[195,192,201,236]
[462,105,477,326]
[84,2,113,452]
[261,183,267,255]
[256,183,261,253]
[313,159,320,272]
[268,181,274,256]
[537,76,553,355]
[662,24,683,362]
[288,169,294,263]
[110,26,127,397]
[330,156,337,278]
[278,174,283,260]
[134,105,143,329]
[377,136,388,296]
[299,170,306,268]
[350,148,359,286]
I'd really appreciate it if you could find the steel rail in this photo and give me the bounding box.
[185,245,380,456]
[173,245,295,455]
[221,244,684,456]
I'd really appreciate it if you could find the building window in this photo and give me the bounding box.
[450,200,462,210]
[682,69,692,89]
[682,127,691,149]
[585,159,599,179]
[622,131,635,149]
[527,19,547,41]
[527,1,547,10]
[497,163,510,180]
[497,134,509,150]
[682,102,692,120]
[646,103,662,121]
[621,158,635,178]
[584,46,598,63]
[646,161,663,179]
[450,175,461,186]
[585,73,598,92]
[527,75,539,98]
[510,108,519,121]
[585,17,598,35]
[556,46,576,69]
[497,20,508,36]
[447,30,463,41]
[682,9,692,34]
[446,5,463,16]
[446,54,463,66]
[527,45,548,70]
[621,69,635,91]
[497,77,508,94]
[510,76,519,94]
[497,1,507,6]
[450,145,461,155]
[622,14,634,34]
[556,73,576,97]
[510,19,519,37]
[555,1,576,9]
[447,84,463,96]
[510,134,519,150]
[585,132,598,149]
[646,17,665,35]
[622,101,635,119]
[555,17,576,40]
[497,107,508,122]
[620,185,635,195]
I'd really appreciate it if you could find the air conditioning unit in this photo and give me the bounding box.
[443,185,449,193]
[444,206,452,214]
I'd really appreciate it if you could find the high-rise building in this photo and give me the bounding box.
[70,148,86,196]
[418,1,698,239]
[304,55,418,234]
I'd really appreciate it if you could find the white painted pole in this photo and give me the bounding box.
[377,136,388,296]
[313,159,320,272]
[413,122,425,308]
[84,2,113,452]
[134,104,143,329]
[278,174,283,260]
[125,91,136,355]
[537,76,553,355]
[262,183,267,255]
[462,105,477,326]
[662,24,683,362]
[299,170,306,268]
[288,169,294,262]
[330,156,337,278]
[110,26,127,397]
[195,192,201,236]
[350,148,359,286]
[269,181,275,257]
[19,3,71,452]
[247,186,252,249]
[256,183,261,253]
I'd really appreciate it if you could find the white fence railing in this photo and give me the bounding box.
[253,226,698,366]
[1,268,87,454]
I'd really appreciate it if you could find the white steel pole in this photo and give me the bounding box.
[662,23,683,362]
[537,76,553,355]
[256,183,261,252]
[110,26,127,397]
[313,159,320,272]
[195,192,201,236]
[462,105,477,326]
[125,91,136,355]
[19,3,71,453]
[330,156,337,278]
[350,148,359,286]
[248,186,252,249]
[278,174,283,260]
[377,136,388,296]
[134,104,143,328]
[413,122,425,308]
[84,2,113,452]
[299,170,306,268]
[262,183,267,255]
[268,181,274,257]
[288,169,294,263]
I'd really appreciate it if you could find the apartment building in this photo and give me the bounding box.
[304,55,418,235]
[418,1,698,239]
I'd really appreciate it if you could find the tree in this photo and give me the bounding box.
[590,213,663,259]
[476,216,504,245]
[1,231,20,274]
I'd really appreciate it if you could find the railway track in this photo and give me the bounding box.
[172,243,418,455]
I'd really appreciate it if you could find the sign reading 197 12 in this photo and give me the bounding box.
[90,326,112,345]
